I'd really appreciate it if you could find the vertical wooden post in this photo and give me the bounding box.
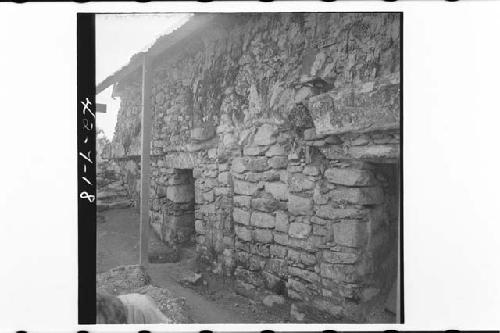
[139,53,153,268]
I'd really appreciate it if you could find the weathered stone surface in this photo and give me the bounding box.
[287,194,313,216]
[308,76,400,136]
[315,207,367,221]
[275,211,289,232]
[290,303,306,322]
[265,144,287,157]
[329,187,384,205]
[349,144,400,161]
[303,127,328,141]
[288,165,303,173]
[251,194,279,213]
[243,146,268,156]
[253,229,273,243]
[351,135,370,146]
[214,187,230,196]
[311,216,328,225]
[231,157,269,173]
[245,171,280,183]
[218,163,229,172]
[250,212,275,228]
[266,258,288,277]
[263,294,285,307]
[289,266,320,284]
[262,271,284,293]
[320,144,399,162]
[361,287,380,302]
[288,236,317,251]
[217,171,231,184]
[325,135,343,145]
[233,180,262,196]
[191,126,216,142]
[320,263,359,283]
[235,225,252,242]
[303,165,320,176]
[251,242,270,258]
[198,203,216,215]
[202,190,214,203]
[254,124,278,146]
[333,220,368,247]
[195,178,217,192]
[313,224,329,238]
[323,250,359,264]
[231,158,247,173]
[288,249,316,266]
[325,168,375,186]
[311,298,343,318]
[166,185,194,203]
[186,137,218,152]
[289,173,315,192]
[268,156,287,169]
[294,86,314,104]
[194,220,205,234]
[247,157,270,172]
[274,232,289,246]
[270,244,287,258]
[288,222,312,239]
[234,267,265,288]
[265,182,288,201]
[233,208,251,225]
[234,195,251,208]
[319,146,350,160]
[179,272,203,286]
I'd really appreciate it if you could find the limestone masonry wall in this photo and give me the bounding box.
[108,13,400,322]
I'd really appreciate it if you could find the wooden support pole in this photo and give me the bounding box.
[139,53,153,268]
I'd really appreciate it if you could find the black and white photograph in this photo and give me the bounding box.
[3,1,500,332]
[93,12,401,324]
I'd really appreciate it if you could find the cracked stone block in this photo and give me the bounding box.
[253,124,278,146]
[264,182,288,201]
[287,194,313,216]
[288,222,312,239]
[233,208,251,225]
[251,211,275,228]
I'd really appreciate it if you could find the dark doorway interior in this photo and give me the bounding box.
[163,168,196,246]
[370,162,400,317]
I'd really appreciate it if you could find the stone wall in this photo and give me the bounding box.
[107,12,400,322]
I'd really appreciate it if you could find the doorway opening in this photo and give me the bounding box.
[370,162,400,318]
[162,168,196,249]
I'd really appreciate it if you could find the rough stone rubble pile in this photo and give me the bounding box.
[97,265,191,323]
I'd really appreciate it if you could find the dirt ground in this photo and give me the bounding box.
[97,207,290,323]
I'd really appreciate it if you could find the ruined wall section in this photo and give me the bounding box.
[112,12,400,159]
[108,12,400,322]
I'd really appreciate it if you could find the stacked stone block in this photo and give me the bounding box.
[149,166,195,247]
[231,124,290,294]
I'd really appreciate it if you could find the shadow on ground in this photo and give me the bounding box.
[97,207,289,323]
